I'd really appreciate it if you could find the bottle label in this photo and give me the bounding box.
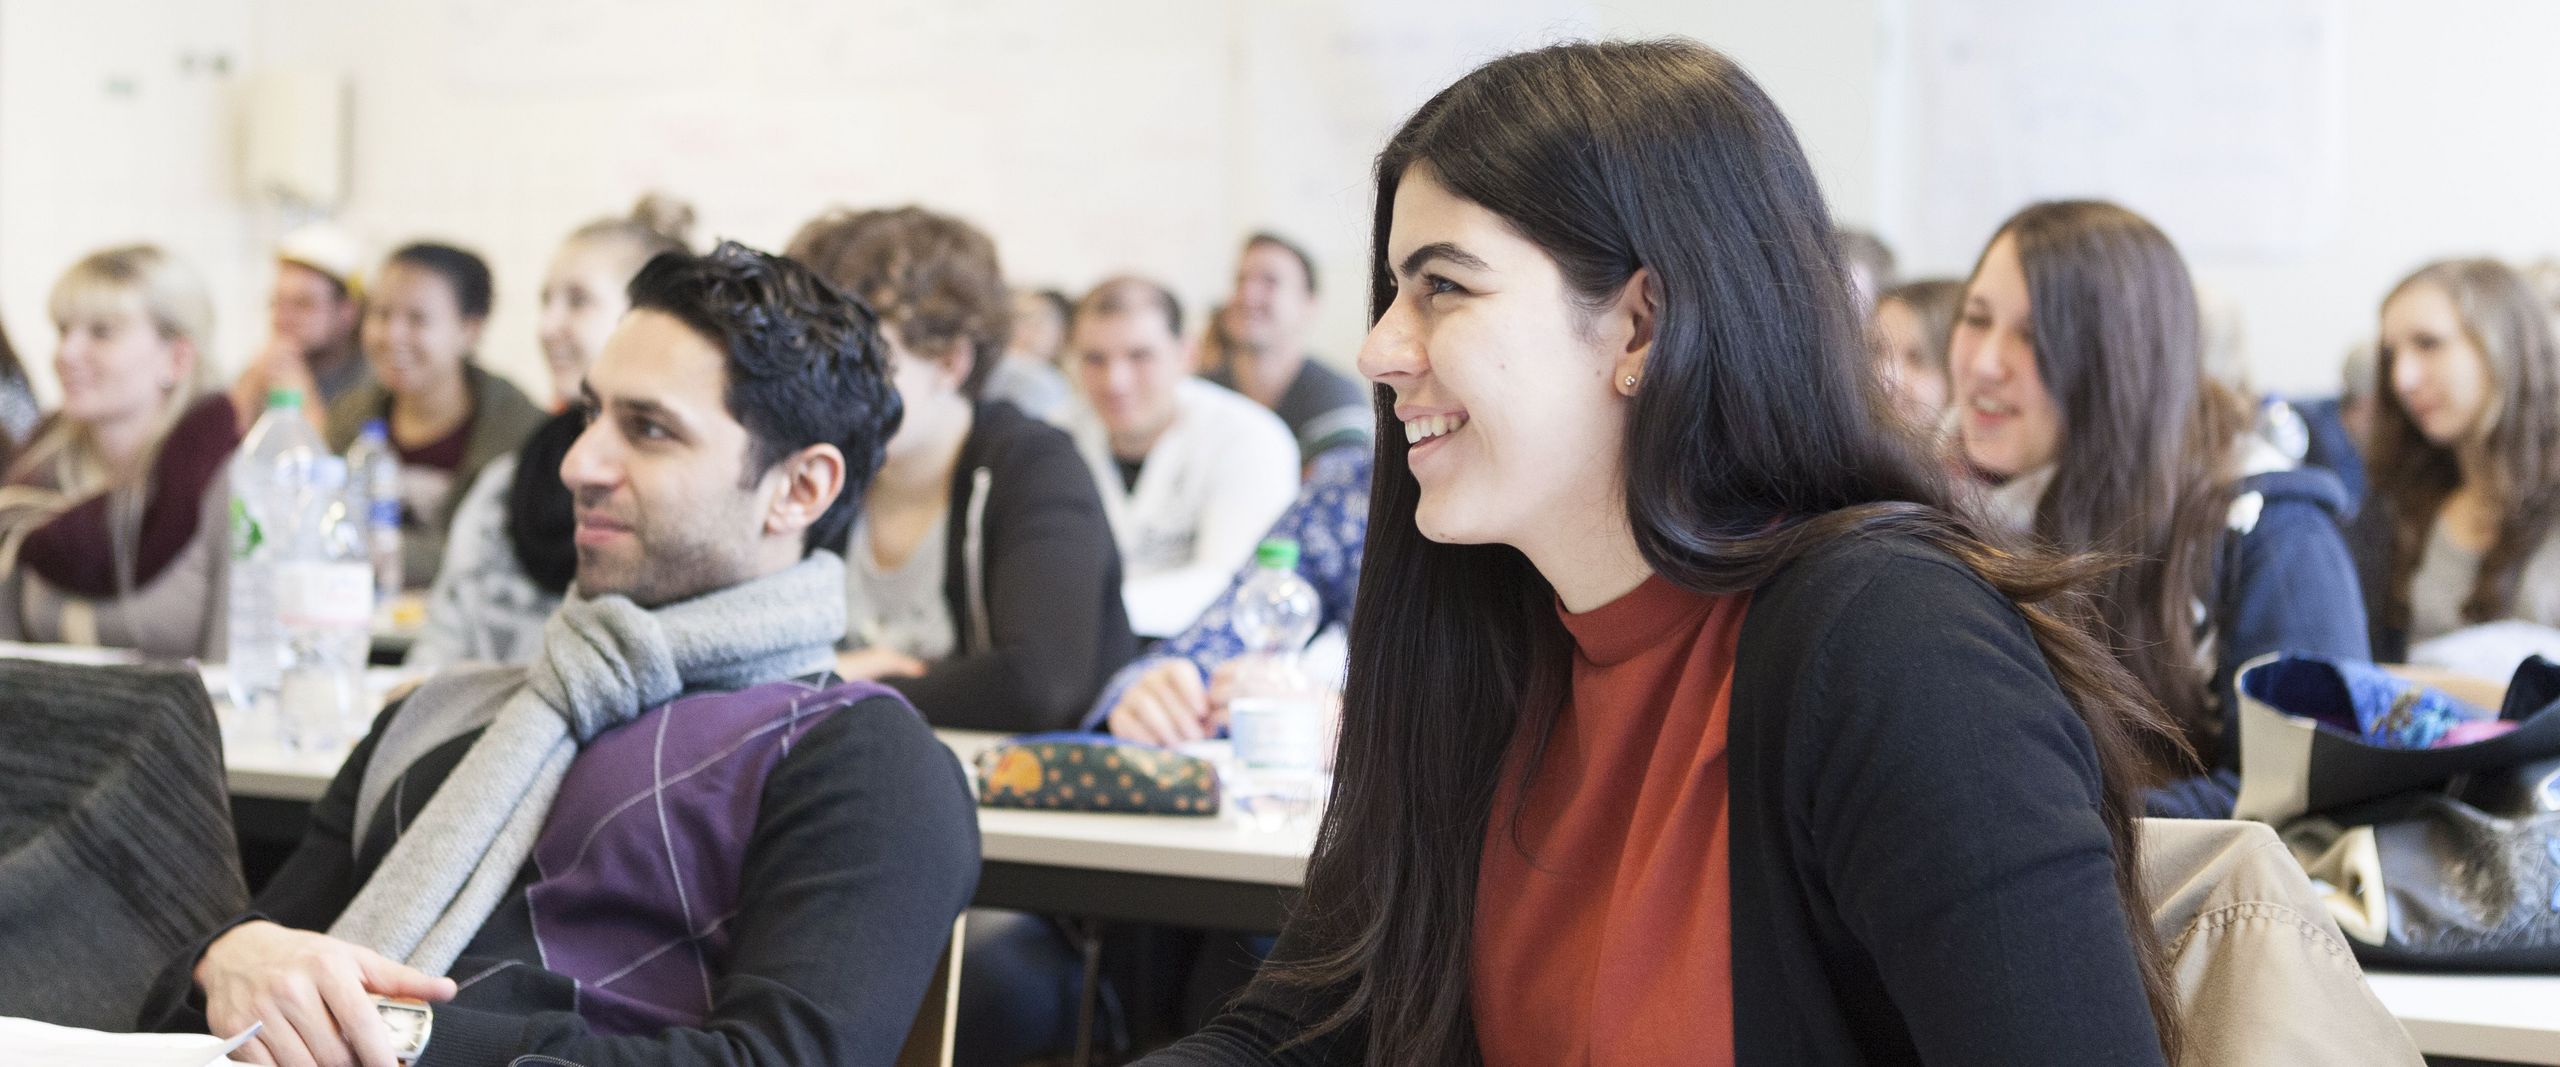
[368,499,402,527]
[229,498,264,558]
[1230,696,1326,771]
[276,561,374,629]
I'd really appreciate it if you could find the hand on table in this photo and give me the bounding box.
[1107,660,1230,745]
[837,646,927,682]
[196,920,455,1067]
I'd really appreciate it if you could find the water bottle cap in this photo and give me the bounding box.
[359,418,389,441]
[1255,539,1300,571]
[266,388,304,409]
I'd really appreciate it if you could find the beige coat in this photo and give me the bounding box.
[2141,818,2421,1066]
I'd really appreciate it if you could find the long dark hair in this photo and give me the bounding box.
[1975,201,2248,772]
[1273,41,2186,1064]
[2370,258,2560,631]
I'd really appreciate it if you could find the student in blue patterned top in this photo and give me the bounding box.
[1091,446,1371,743]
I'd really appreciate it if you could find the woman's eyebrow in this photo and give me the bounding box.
[1396,242,1491,279]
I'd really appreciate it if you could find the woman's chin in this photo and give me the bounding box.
[1412,498,1494,547]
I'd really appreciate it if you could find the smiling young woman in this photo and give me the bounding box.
[325,242,546,589]
[1948,202,2368,793]
[0,245,237,657]
[1136,39,2188,1067]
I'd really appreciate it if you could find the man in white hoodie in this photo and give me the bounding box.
[1063,276,1298,637]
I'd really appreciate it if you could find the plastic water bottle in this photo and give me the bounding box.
[1225,539,1326,826]
[274,456,374,752]
[228,389,327,728]
[345,419,404,601]
[228,389,373,750]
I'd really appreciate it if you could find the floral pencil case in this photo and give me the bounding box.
[973,733,1221,816]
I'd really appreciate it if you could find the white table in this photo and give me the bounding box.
[2362,970,2560,1065]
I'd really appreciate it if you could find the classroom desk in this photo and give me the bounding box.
[222,718,1309,933]
[940,729,1310,932]
[2362,971,2560,1065]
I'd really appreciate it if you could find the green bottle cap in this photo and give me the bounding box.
[1255,539,1300,571]
[266,387,304,410]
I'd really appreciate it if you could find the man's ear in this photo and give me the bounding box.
[765,442,848,541]
[939,345,976,394]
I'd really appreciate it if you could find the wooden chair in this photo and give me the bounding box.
[897,914,967,1067]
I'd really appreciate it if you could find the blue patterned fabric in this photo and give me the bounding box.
[2242,653,2488,748]
[1083,447,1371,729]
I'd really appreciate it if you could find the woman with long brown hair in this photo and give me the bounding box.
[2364,258,2560,660]
[1951,201,2368,797]
[1140,40,2187,1065]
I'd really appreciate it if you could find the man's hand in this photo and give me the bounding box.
[836,646,927,682]
[1106,661,1217,745]
[230,336,321,427]
[197,921,455,1067]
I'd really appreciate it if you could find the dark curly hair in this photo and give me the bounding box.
[625,240,903,552]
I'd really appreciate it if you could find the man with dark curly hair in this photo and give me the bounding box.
[156,243,979,1067]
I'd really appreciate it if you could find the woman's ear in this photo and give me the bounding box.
[1612,267,1661,397]
[165,335,199,393]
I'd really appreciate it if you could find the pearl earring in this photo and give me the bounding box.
[1622,375,1637,389]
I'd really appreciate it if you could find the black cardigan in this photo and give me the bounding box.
[1139,536,2168,1065]
[884,401,1138,732]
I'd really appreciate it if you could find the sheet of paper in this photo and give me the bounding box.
[2411,621,2560,685]
[0,1015,259,1067]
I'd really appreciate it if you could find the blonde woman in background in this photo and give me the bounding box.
[405,196,692,670]
[0,245,239,656]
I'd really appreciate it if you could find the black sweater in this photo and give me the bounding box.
[152,683,979,1067]
[1138,536,2168,1065]
[883,401,1138,732]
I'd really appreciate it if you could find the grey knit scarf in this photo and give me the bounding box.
[330,551,848,976]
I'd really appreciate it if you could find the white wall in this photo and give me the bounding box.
[41,0,2536,403]
[0,0,257,396]
[2199,0,2560,395]
[0,0,1882,404]
[1871,0,2560,396]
